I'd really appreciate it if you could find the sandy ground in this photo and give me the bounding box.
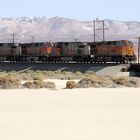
[0,80,140,140]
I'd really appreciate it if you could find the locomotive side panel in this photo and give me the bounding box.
[40,47,62,56]
[0,44,11,56]
[61,42,78,56]
[0,44,11,61]
[89,40,136,63]
[26,47,41,56]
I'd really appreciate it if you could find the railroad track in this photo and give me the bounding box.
[0,62,130,75]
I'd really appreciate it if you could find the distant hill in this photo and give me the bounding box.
[0,16,139,45]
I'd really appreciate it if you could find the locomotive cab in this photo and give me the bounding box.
[126,41,137,60]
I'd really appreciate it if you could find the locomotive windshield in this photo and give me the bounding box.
[128,41,134,46]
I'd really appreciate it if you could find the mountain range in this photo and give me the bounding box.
[0,16,139,46]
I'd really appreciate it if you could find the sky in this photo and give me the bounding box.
[0,0,139,21]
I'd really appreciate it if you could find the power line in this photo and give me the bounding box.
[93,18,108,42]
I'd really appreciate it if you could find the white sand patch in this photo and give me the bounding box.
[0,87,140,140]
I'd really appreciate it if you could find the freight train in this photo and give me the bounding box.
[0,40,137,63]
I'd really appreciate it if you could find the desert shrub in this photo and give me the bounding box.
[75,71,82,75]
[121,67,129,72]
[54,70,61,74]
[46,71,55,77]
[31,73,45,81]
[112,77,140,87]
[24,70,35,74]
[61,77,71,80]
[0,71,8,76]
[128,79,138,87]
[112,77,129,86]
[17,73,32,80]
[85,71,96,75]
[17,70,47,81]
[78,77,94,88]
[66,81,77,89]
[77,75,140,88]
[0,75,21,89]
[32,70,83,80]
[77,75,113,88]
[96,76,114,87]
[23,80,55,89]
[23,80,42,89]
[61,70,67,75]
[43,82,56,89]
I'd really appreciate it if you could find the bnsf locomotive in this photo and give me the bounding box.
[0,40,137,63]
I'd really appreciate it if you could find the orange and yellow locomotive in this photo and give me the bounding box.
[0,40,137,63]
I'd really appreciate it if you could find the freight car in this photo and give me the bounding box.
[0,40,137,63]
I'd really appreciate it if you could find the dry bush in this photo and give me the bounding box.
[0,72,8,77]
[75,71,82,75]
[24,80,39,89]
[78,76,94,88]
[77,75,113,88]
[22,70,84,80]
[112,77,140,87]
[112,77,129,86]
[17,73,32,81]
[128,78,139,87]
[0,75,21,89]
[66,81,77,89]
[45,71,55,77]
[16,70,47,81]
[49,71,73,80]
[85,71,96,75]
[31,73,45,81]
[28,70,47,81]
[77,75,140,88]
[23,80,55,89]
[121,67,130,72]
[43,82,56,89]
[96,76,114,87]
[44,70,83,80]
[24,70,35,74]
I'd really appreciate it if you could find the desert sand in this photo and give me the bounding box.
[0,80,140,140]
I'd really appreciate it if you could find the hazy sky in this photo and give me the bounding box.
[0,0,139,21]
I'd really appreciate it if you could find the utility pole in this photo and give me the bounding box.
[93,20,96,42]
[138,37,140,63]
[31,35,35,47]
[103,20,105,41]
[93,19,107,42]
[32,36,34,43]
[74,38,76,42]
[12,33,15,46]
